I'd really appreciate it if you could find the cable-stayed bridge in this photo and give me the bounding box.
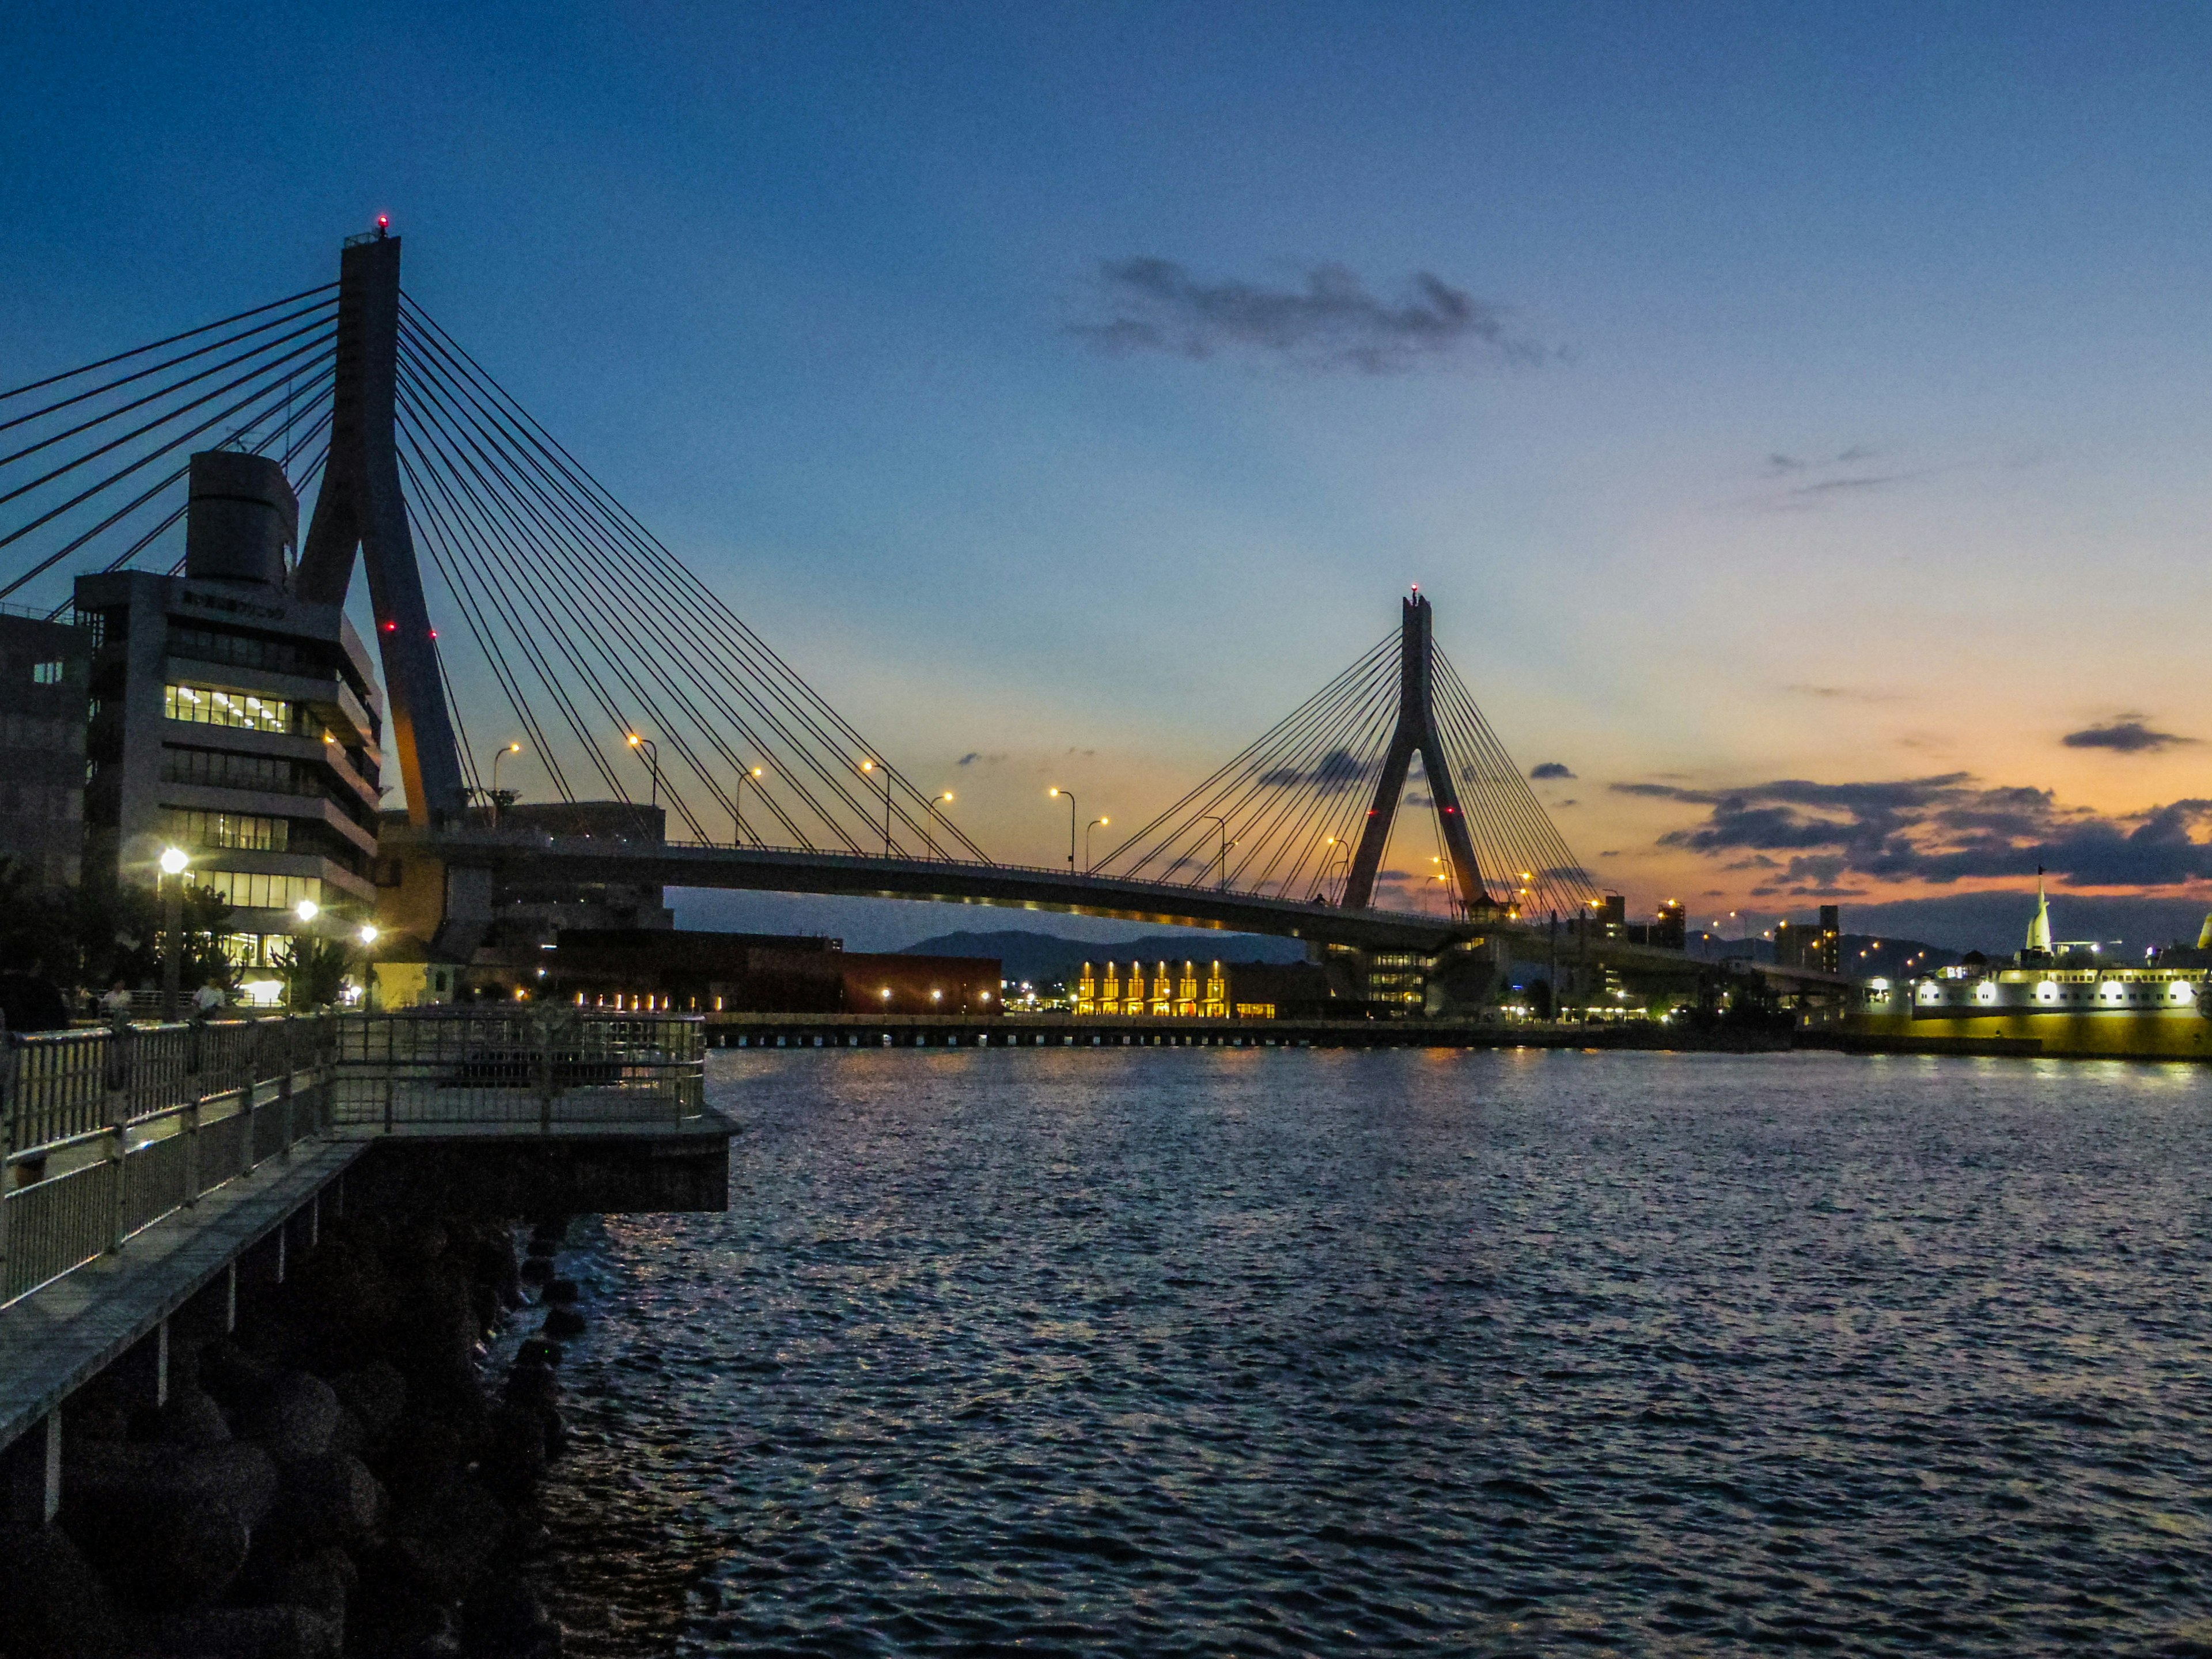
[0,228,1827,1004]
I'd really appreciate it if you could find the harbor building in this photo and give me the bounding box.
[75,452,384,966]
[0,608,92,891]
[1074,960,1336,1020]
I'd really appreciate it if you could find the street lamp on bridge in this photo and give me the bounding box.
[734,764,764,846]
[1048,787,1077,873]
[1085,817,1108,875]
[1200,814,1232,892]
[626,733,660,810]
[859,759,891,855]
[485,740,521,827]
[926,791,955,861]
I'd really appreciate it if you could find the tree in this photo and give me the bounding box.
[273,935,351,1008]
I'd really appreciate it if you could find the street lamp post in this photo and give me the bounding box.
[1048,787,1077,873]
[158,845,188,1018]
[734,765,764,846]
[1085,817,1108,876]
[1315,835,1351,904]
[358,923,380,1012]
[487,741,522,828]
[626,734,660,810]
[926,791,955,860]
[1200,815,1230,892]
[860,760,891,855]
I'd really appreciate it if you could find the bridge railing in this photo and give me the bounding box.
[0,1015,334,1308]
[0,1010,704,1311]
[328,1008,704,1133]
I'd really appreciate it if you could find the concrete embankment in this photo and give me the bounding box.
[0,1211,597,1659]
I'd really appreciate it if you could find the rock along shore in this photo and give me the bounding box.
[0,1211,595,1659]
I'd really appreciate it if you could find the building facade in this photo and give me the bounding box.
[76,453,384,967]
[0,611,92,891]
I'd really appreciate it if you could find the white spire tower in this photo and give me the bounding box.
[2026,866,2054,955]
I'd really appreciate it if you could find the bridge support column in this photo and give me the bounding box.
[1342,594,1488,912]
[294,227,468,827]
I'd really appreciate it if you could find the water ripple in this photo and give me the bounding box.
[537,1049,2212,1656]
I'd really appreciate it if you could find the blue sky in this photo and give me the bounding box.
[9,2,2212,944]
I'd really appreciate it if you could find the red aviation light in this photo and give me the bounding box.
[381,620,396,632]
[377,214,389,230]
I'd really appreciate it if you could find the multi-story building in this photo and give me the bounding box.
[0,609,92,891]
[1774,905,1842,972]
[76,452,384,969]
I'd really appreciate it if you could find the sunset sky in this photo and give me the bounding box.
[9,2,2212,944]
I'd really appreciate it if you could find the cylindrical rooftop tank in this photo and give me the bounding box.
[184,451,297,587]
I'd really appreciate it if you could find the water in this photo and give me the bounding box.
[535,1047,2212,1656]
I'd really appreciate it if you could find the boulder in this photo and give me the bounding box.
[60,1441,278,1610]
[542,1278,579,1308]
[0,1520,127,1659]
[503,1359,558,1414]
[275,1451,382,1548]
[479,1405,548,1501]
[156,1388,233,1449]
[514,1338,564,1370]
[276,1545,355,1626]
[543,1306,587,1340]
[518,1257,554,1287]
[386,1475,512,1603]
[198,1339,278,1411]
[332,1359,407,1437]
[149,1603,341,1659]
[241,1371,339,1460]
[462,1577,563,1659]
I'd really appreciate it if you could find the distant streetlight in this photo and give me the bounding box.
[487,740,522,828]
[626,734,660,810]
[295,898,319,924]
[1200,815,1231,892]
[1048,787,1077,873]
[926,791,956,861]
[860,759,891,855]
[734,765,765,846]
[1316,835,1351,904]
[158,845,189,1018]
[1085,817,1108,875]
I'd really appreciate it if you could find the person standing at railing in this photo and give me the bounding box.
[191,978,227,1018]
[99,979,132,1025]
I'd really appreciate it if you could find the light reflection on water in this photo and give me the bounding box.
[539,1047,2212,1656]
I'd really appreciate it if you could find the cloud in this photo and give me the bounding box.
[1613,771,2212,891]
[1529,761,1575,779]
[2062,719,2195,754]
[956,752,1009,767]
[1256,748,1369,794]
[1073,258,1547,374]
[1753,445,1915,510]
[1786,683,1900,704]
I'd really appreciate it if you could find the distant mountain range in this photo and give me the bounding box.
[902,929,1307,987]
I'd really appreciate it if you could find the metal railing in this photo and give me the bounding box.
[328,1008,703,1132]
[0,1009,704,1310]
[1,1015,333,1308]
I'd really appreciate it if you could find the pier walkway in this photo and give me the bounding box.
[0,1009,730,1520]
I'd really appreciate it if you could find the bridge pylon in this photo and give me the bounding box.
[295,227,469,827]
[1340,593,1489,913]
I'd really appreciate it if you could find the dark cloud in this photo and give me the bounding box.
[1790,474,1902,497]
[956,752,1009,767]
[1529,761,1575,779]
[1073,258,1547,374]
[1256,748,1369,794]
[1614,771,2212,891]
[2062,720,2195,754]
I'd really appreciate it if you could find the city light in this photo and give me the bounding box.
[358,925,379,946]
[158,846,188,876]
[295,899,319,922]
